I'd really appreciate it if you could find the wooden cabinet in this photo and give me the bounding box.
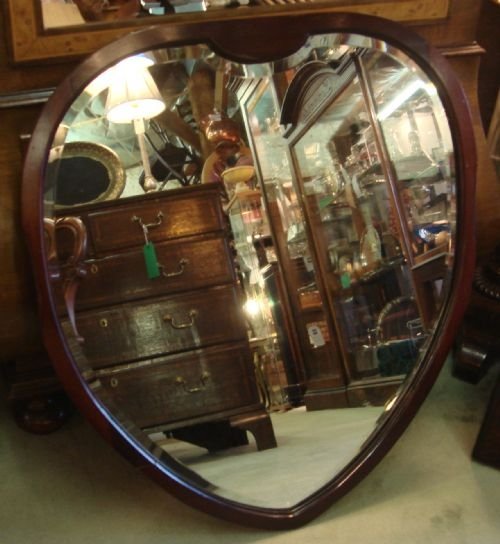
[236,43,456,410]
[454,245,500,469]
[55,183,276,451]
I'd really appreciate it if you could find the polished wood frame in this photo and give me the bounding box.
[4,0,450,64]
[22,9,475,529]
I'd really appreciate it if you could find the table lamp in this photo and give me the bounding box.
[105,58,166,192]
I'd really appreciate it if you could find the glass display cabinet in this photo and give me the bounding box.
[235,45,456,409]
[238,78,348,409]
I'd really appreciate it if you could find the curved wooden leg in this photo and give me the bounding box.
[473,373,500,469]
[231,411,277,451]
[453,337,490,384]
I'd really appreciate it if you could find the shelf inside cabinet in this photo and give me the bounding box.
[298,288,323,311]
[393,155,437,182]
[412,243,449,268]
[355,256,406,284]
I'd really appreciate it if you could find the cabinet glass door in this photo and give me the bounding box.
[365,49,456,269]
[242,79,347,408]
[290,56,425,383]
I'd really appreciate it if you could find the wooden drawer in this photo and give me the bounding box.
[84,187,225,255]
[76,285,248,369]
[70,234,235,310]
[94,343,260,430]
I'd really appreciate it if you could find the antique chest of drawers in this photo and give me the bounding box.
[54,183,276,451]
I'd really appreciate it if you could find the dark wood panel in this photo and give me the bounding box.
[0,106,45,359]
[476,0,500,131]
[442,51,500,260]
[82,185,226,255]
[95,343,259,429]
[57,234,235,311]
[74,284,248,368]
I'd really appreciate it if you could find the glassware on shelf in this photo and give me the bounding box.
[359,225,382,270]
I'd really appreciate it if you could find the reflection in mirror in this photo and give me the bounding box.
[40,0,240,29]
[44,32,456,509]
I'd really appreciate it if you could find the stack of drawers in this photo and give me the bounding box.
[55,183,276,452]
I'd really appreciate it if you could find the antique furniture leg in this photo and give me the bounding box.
[454,245,500,468]
[3,352,71,434]
[169,422,249,453]
[473,372,500,469]
[230,411,277,451]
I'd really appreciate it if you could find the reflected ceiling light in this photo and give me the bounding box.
[377,80,437,121]
[105,63,166,192]
[243,297,262,317]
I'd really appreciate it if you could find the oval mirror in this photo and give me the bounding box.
[22,8,476,529]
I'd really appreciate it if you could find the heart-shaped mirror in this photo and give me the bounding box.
[22,8,476,529]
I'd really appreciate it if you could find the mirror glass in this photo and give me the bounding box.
[42,31,456,509]
[40,0,237,29]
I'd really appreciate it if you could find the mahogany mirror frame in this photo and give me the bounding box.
[21,8,476,530]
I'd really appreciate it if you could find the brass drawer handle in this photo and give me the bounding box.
[159,258,189,278]
[175,371,210,393]
[163,309,197,329]
[132,212,164,246]
[99,318,108,328]
[131,211,164,231]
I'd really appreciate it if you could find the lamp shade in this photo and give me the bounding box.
[105,65,166,124]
